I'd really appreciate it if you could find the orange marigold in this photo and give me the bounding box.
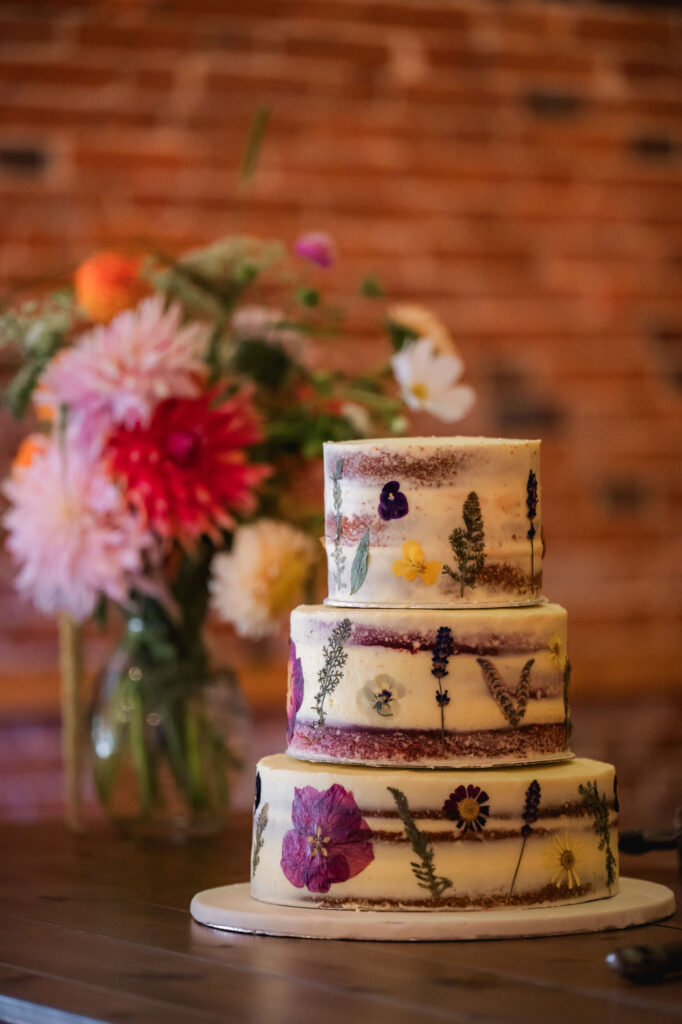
[75,251,148,323]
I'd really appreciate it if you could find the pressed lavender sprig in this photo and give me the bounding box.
[431,626,454,754]
[331,458,346,590]
[526,470,538,595]
[509,780,541,896]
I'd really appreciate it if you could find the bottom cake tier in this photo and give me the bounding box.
[251,754,619,912]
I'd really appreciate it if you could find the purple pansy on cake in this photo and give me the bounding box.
[286,641,305,744]
[378,480,408,521]
[443,784,490,834]
[281,784,374,893]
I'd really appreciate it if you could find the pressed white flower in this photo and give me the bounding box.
[359,674,406,718]
[387,304,455,355]
[391,338,475,422]
[210,519,318,639]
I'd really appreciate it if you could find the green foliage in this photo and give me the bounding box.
[312,618,351,726]
[384,317,418,353]
[296,287,320,308]
[233,338,294,390]
[442,491,486,596]
[388,786,452,900]
[563,658,572,740]
[331,458,346,590]
[251,802,269,875]
[360,277,383,298]
[0,292,80,417]
[149,237,286,321]
[350,528,370,595]
[579,780,617,889]
[240,106,270,183]
[476,658,534,728]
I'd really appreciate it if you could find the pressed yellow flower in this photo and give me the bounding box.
[543,831,584,890]
[547,635,564,669]
[392,540,441,587]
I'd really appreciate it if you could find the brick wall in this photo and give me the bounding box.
[0,0,681,724]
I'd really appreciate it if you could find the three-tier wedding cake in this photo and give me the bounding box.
[249,437,619,912]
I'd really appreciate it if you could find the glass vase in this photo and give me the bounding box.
[91,615,247,842]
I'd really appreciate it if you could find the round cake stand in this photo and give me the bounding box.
[190,877,675,941]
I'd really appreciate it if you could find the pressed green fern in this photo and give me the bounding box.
[388,786,452,900]
[312,618,352,726]
[442,491,485,596]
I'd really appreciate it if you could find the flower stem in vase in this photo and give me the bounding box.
[58,612,85,833]
[127,680,157,815]
[184,702,209,810]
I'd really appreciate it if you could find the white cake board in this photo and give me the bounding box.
[190,877,675,941]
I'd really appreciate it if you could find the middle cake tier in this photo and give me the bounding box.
[287,603,571,768]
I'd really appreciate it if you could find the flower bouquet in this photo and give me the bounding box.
[1,231,475,837]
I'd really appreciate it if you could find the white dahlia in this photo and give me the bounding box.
[210,519,318,639]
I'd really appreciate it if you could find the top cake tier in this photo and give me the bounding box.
[324,436,543,608]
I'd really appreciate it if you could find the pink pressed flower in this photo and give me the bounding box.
[41,295,208,453]
[281,784,374,893]
[294,231,336,268]
[3,440,152,621]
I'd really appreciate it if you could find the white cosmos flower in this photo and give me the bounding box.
[391,338,475,422]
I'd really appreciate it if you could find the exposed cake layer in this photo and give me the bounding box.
[324,436,543,607]
[251,755,619,911]
[287,603,570,767]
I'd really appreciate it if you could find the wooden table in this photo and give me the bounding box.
[1,817,680,1024]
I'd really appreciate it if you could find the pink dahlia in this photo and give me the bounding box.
[107,390,270,544]
[41,295,208,452]
[3,440,152,621]
[281,784,374,893]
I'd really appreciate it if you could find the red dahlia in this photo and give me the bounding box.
[107,390,270,544]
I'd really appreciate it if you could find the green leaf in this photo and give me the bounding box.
[384,318,419,353]
[233,338,293,389]
[360,276,383,298]
[296,287,320,308]
[240,106,270,182]
[350,528,370,595]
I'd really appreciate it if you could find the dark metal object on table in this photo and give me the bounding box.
[606,942,682,984]
[618,807,682,872]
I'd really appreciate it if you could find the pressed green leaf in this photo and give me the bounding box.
[350,528,370,595]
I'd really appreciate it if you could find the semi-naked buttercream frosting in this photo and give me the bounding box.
[251,755,619,911]
[287,603,571,767]
[324,436,543,608]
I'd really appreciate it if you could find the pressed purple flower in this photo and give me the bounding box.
[526,469,538,541]
[286,641,305,744]
[281,784,374,893]
[443,784,490,834]
[435,689,451,707]
[521,779,541,838]
[378,480,409,521]
[294,231,336,268]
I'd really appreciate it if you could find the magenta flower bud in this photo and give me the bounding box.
[294,231,336,268]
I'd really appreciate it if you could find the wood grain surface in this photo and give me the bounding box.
[0,818,680,1024]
